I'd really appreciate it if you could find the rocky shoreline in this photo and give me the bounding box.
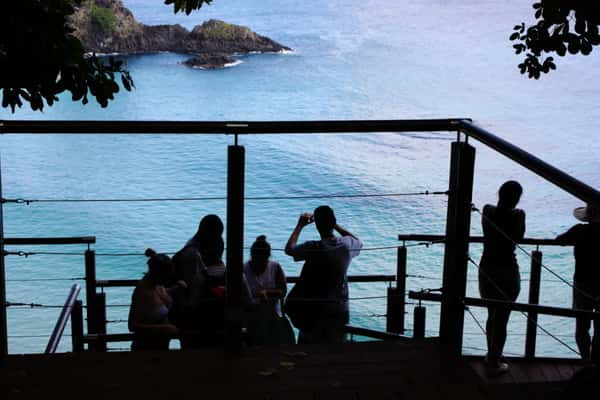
[71,0,291,69]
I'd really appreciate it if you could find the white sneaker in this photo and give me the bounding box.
[486,361,509,375]
[484,355,509,375]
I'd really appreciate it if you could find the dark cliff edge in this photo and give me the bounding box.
[70,0,291,68]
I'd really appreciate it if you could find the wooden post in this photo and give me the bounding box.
[89,293,106,352]
[84,249,96,335]
[71,300,84,352]
[0,156,7,362]
[413,305,426,339]
[525,249,542,358]
[386,246,406,333]
[226,144,245,353]
[439,140,476,353]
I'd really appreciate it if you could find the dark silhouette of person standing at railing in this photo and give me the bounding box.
[128,249,186,350]
[170,214,227,348]
[479,181,525,373]
[556,203,600,361]
[284,205,362,344]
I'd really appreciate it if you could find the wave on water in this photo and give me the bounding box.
[87,52,122,57]
[187,60,243,69]
[90,50,171,57]
[224,60,243,68]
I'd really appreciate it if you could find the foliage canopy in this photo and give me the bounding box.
[0,0,211,112]
[3,1,599,112]
[511,1,600,78]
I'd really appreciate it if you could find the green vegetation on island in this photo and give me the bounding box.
[90,4,117,33]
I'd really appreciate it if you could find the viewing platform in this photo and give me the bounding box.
[1,340,590,400]
[1,119,599,399]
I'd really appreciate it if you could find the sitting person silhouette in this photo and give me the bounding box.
[556,203,600,361]
[128,248,185,350]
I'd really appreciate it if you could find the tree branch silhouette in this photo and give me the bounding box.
[511,1,600,79]
[0,1,211,112]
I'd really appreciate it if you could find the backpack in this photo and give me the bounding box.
[284,240,350,333]
[284,244,336,332]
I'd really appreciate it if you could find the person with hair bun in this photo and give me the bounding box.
[128,248,186,350]
[243,235,294,345]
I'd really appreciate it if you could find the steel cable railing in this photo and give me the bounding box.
[1,189,448,205]
[472,204,596,302]
[3,237,445,259]
[468,256,580,356]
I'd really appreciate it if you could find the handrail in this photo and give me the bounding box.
[408,290,600,320]
[96,274,397,288]
[397,234,570,246]
[345,325,414,342]
[460,121,600,208]
[0,119,468,134]
[3,119,598,359]
[45,284,81,354]
[4,237,96,245]
[84,326,414,345]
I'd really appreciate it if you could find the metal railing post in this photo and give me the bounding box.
[439,140,475,353]
[0,155,6,362]
[525,249,542,358]
[386,246,406,333]
[85,249,96,335]
[89,293,106,352]
[413,305,426,339]
[71,300,84,352]
[45,284,81,354]
[226,143,245,353]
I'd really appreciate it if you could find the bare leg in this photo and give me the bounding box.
[590,317,599,362]
[486,305,510,365]
[575,316,591,360]
[492,305,511,361]
[486,306,502,365]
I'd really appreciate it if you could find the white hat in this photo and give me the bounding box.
[573,204,600,223]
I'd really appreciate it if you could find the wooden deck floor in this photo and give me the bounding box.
[0,341,590,400]
[466,355,588,385]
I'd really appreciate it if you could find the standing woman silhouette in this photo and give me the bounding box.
[479,181,525,373]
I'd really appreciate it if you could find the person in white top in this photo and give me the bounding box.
[244,235,287,316]
[244,235,294,345]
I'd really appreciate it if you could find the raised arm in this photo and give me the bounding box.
[334,223,359,240]
[555,225,579,246]
[284,213,313,256]
[515,209,526,240]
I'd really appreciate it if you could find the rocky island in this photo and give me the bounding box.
[70,0,291,69]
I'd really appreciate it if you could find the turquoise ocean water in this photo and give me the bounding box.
[1,0,599,355]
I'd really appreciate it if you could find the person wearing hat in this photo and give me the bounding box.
[556,203,600,361]
[284,205,362,344]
